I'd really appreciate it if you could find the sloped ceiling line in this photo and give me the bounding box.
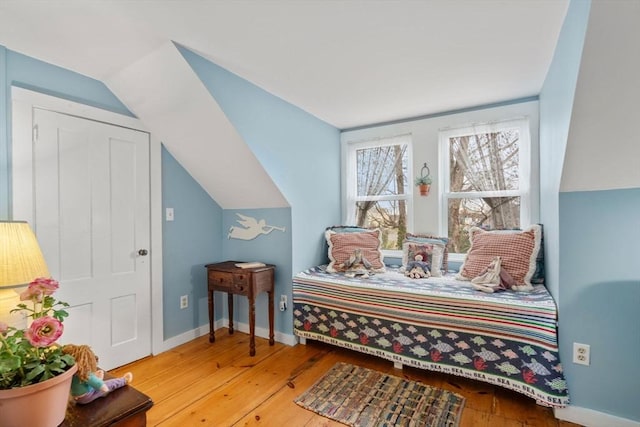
[105,41,288,209]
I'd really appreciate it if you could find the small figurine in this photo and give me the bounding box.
[405,254,431,279]
[341,248,373,278]
[62,344,133,404]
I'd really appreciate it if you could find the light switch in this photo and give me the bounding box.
[166,208,174,221]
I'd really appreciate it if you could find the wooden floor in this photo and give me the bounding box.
[110,330,582,427]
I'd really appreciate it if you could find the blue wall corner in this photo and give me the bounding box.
[176,44,342,278]
[222,208,293,335]
[6,50,133,117]
[161,145,223,339]
[559,188,640,421]
[539,0,591,300]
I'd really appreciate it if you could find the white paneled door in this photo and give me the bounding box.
[29,108,151,370]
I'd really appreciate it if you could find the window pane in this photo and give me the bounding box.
[356,144,408,197]
[447,197,520,253]
[355,200,407,250]
[449,130,519,193]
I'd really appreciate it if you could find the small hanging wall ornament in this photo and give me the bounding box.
[228,213,286,240]
[414,163,433,196]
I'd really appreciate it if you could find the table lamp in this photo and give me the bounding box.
[0,221,50,324]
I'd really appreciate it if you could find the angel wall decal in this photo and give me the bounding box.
[228,213,286,240]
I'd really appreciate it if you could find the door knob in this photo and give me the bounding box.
[138,249,148,256]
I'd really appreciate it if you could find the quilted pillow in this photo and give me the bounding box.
[457,224,542,286]
[401,241,445,277]
[405,233,450,274]
[481,225,545,285]
[325,229,385,273]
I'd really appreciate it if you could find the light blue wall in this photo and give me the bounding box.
[539,0,591,300]
[541,1,640,422]
[161,146,223,339]
[222,208,292,334]
[176,45,341,279]
[0,46,133,219]
[559,189,640,421]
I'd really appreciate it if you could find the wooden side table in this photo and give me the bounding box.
[61,374,153,426]
[206,261,275,356]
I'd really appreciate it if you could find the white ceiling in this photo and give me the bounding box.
[0,0,569,130]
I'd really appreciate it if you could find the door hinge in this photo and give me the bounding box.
[32,124,38,142]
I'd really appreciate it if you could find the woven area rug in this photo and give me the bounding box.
[294,362,465,427]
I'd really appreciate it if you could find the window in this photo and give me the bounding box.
[343,134,412,251]
[439,119,531,255]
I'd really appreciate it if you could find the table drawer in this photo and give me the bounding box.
[233,273,249,286]
[232,281,248,294]
[208,271,233,289]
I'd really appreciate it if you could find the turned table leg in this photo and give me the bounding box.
[208,289,215,343]
[227,293,234,334]
[268,290,275,346]
[249,293,256,356]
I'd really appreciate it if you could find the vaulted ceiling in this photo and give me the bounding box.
[0,1,571,209]
[0,0,569,130]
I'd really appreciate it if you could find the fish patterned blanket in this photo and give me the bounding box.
[292,266,569,407]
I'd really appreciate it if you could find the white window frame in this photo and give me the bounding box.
[438,118,532,260]
[342,134,413,257]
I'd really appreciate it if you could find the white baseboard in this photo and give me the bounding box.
[156,318,297,354]
[156,323,212,354]
[226,319,298,347]
[555,406,639,427]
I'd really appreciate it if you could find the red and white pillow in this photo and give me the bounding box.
[457,224,541,289]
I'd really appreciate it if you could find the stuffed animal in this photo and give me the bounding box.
[341,248,373,278]
[62,344,133,405]
[471,256,532,293]
[405,254,431,279]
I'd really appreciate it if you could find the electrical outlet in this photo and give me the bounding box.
[166,208,174,221]
[180,295,188,309]
[279,295,287,312]
[573,342,590,366]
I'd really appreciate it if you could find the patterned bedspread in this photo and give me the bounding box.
[292,266,569,407]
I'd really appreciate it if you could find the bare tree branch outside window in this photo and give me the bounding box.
[447,128,521,253]
[354,144,408,250]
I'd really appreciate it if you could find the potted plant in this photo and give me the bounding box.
[0,277,77,427]
[415,175,433,196]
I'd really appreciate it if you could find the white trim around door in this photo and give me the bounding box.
[10,86,165,360]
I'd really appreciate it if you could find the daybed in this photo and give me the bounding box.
[292,226,569,407]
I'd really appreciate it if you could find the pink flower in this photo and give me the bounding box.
[20,286,42,302]
[0,321,8,334]
[19,278,59,302]
[25,316,63,348]
[30,277,59,295]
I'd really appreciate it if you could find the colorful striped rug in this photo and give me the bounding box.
[294,362,465,426]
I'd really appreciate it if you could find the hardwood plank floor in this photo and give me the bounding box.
[110,330,582,427]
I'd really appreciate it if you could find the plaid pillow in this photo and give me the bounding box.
[457,224,541,286]
[325,229,385,273]
[480,225,545,285]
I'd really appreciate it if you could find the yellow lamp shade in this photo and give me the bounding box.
[0,221,50,289]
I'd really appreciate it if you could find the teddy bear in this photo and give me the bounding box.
[62,344,133,404]
[405,254,431,279]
